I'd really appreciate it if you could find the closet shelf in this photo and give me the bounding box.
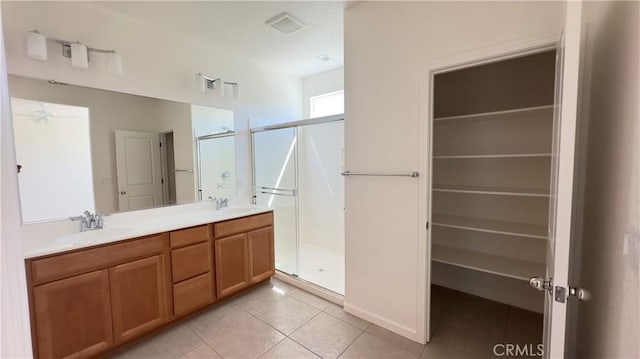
[433,105,554,122]
[431,213,548,239]
[431,244,545,281]
[432,185,549,198]
[433,153,552,159]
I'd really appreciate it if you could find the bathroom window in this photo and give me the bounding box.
[309,90,344,118]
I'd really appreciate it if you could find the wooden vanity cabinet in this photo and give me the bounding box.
[214,212,274,298]
[110,255,168,343]
[32,270,113,359]
[26,212,274,359]
[27,233,169,359]
[170,225,215,316]
[214,233,250,297]
[248,227,275,283]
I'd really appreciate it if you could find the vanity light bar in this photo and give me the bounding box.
[195,73,239,98]
[27,30,122,75]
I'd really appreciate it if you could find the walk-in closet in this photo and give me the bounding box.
[429,50,557,328]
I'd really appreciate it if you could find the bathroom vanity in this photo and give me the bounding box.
[23,205,274,359]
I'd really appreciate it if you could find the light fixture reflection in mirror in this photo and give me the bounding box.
[11,98,95,223]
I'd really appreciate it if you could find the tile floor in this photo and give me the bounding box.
[111,280,542,359]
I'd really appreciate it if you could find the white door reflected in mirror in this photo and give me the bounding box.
[114,130,163,212]
[11,98,95,223]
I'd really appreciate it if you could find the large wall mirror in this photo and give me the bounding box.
[9,75,236,223]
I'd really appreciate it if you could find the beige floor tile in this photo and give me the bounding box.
[208,316,285,358]
[324,304,370,330]
[187,302,252,342]
[290,312,364,359]
[366,325,425,356]
[258,338,320,359]
[253,296,321,335]
[268,278,300,295]
[289,289,332,310]
[180,344,222,359]
[234,284,290,314]
[340,332,417,359]
[121,324,205,359]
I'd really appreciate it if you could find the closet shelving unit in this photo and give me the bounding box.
[431,102,554,281]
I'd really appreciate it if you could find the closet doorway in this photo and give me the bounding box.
[425,11,585,355]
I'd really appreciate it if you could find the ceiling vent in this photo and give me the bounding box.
[266,12,306,34]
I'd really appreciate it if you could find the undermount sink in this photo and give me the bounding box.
[56,226,134,245]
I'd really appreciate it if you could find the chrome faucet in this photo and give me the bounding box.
[208,197,229,210]
[70,210,104,232]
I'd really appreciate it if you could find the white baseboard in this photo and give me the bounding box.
[272,271,344,306]
[342,302,423,344]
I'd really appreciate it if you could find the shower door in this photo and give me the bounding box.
[297,121,345,294]
[197,134,236,201]
[252,127,299,276]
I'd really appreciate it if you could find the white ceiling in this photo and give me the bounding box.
[98,1,346,78]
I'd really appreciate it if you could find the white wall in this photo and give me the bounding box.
[302,67,344,119]
[1,1,303,205]
[192,104,235,137]
[344,1,563,343]
[573,1,639,357]
[0,5,32,355]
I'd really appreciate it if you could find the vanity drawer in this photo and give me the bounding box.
[214,212,273,238]
[170,225,211,248]
[30,234,167,285]
[173,272,213,316]
[171,242,211,283]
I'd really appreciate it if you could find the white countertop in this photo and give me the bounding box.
[23,202,273,259]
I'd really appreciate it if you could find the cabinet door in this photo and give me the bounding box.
[110,255,168,343]
[214,233,249,298]
[248,227,275,283]
[33,270,113,359]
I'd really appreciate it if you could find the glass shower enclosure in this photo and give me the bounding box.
[252,116,345,294]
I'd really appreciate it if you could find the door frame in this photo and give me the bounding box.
[419,34,560,343]
[159,131,174,205]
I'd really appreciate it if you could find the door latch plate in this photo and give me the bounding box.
[554,286,566,303]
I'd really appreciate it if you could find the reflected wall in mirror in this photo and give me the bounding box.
[11,98,95,223]
[9,75,236,222]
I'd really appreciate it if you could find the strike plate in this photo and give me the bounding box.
[555,286,566,303]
